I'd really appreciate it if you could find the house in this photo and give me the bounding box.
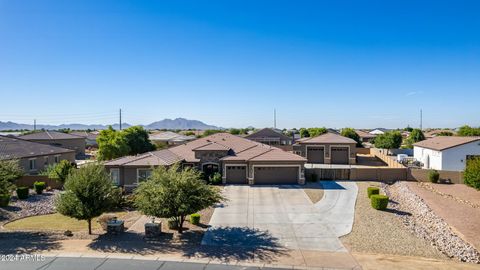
[104,133,306,186]
[413,136,480,171]
[355,130,376,143]
[369,128,389,135]
[149,131,196,145]
[70,131,98,147]
[18,131,86,158]
[244,128,293,145]
[0,135,75,175]
[424,129,455,139]
[293,132,357,164]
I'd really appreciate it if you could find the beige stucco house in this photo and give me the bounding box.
[293,132,357,165]
[19,131,86,158]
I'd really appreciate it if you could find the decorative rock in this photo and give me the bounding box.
[145,222,161,238]
[106,220,124,235]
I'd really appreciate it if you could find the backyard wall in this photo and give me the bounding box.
[15,175,62,189]
[408,168,464,184]
[355,148,371,155]
[370,148,406,168]
[305,167,408,181]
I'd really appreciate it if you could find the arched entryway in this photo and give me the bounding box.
[202,163,219,179]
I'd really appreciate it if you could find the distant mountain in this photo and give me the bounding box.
[145,118,220,130]
[0,118,220,131]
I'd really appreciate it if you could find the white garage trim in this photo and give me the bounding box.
[251,164,304,185]
[222,163,247,184]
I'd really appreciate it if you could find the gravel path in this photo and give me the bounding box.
[341,181,447,259]
[0,190,59,225]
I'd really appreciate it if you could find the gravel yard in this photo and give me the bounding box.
[0,190,59,224]
[341,181,447,259]
[303,182,324,203]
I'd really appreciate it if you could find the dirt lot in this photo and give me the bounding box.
[303,182,324,203]
[407,182,480,250]
[341,181,447,259]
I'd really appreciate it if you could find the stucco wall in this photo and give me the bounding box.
[414,141,480,171]
[28,138,86,156]
[294,142,357,164]
[18,151,76,175]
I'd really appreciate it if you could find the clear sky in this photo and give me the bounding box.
[0,0,479,129]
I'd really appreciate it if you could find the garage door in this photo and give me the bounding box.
[225,166,247,184]
[307,147,324,163]
[331,147,349,164]
[254,167,299,184]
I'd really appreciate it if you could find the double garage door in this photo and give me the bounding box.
[225,166,299,184]
[331,147,349,164]
[307,146,349,164]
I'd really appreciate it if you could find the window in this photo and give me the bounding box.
[137,169,152,182]
[29,159,36,171]
[54,155,60,163]
[110,168,120,186]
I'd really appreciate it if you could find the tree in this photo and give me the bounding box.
[404,126,413,132]
[299,128,310,138]
[203,130,223,137]
[122,126,155,155]
[409,129,425,143]
[437,131,453,136]
[457,125,480,136]
[0,159,24,196]
[229,128,241,135]
[96,126,130,161]
[55,164,121,234]
[134,164,224,233]
[307,127,327,137]
[374,131,402,154]
[464,157,480,190]
[41,160,75,184]
[341,128,362,147]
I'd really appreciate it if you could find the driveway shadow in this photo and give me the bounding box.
[0,231,62,253]
[320,181,346,190]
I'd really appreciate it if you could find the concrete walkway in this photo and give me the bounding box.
[202,181,358,252]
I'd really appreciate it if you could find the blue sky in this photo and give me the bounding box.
[0,0,479,129]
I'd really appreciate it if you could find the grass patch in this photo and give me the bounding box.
[4,212,127,232]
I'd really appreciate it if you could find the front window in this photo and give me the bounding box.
[54,155,60,163]
[110,168,120,186]
[137,169,152,182]
[29,159,36,171]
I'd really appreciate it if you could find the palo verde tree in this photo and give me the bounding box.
[0,159,24,196]
[374,131,403,154]
[55,163,121,234]
[341,128,362,147]
[41,160,75,184]
[134,164,224,233]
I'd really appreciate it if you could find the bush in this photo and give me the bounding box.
[97,213,117,231]
[0,194,10,207]
[367,187,380,198]
[309,173,318,182]
[190,213,201,225]
[464,157,480,190]
[168,219,178,229]
[209,172,222,185]
[428,170,440,183]
[371,195,389,210]
[16,187,29,199]
[34,181,46,194]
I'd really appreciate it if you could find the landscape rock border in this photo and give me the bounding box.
[384,181,480,264]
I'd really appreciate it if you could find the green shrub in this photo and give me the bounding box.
[309,173,318,182]
[428,170,440,183]
[371,195,389,210]
[34,181,46,194]
[367,187,380,198]
[190,213,201,225]
[209,172,222,185]
[16,187,29,199]
[464,157,480,190]
[0,194,10,207]
[168,219,178,229]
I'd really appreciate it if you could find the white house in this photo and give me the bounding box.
[413,136,480,171]
[369,128,389,135]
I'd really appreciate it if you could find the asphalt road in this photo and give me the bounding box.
[0,256,288,270]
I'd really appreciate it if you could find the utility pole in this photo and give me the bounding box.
[274,109,277,129]
[420,109,423,130]
[33,119,36,131]
[119,108,122,130]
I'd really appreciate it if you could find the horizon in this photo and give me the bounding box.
[1,1,479,129]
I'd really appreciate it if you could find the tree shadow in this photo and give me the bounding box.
[0,232,62,254]
[319,181,346,190]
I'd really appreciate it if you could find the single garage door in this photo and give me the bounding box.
[225,166,247,184]
[307,147,324,163]
[331,147,349,164]
[254,167,299,184]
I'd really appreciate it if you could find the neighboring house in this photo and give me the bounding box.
[424,129,456,139]
[19,131,86,158]
[355,130,376,143]
[293,132,357,165]
[369,128,389,135]
[104,133,306,186]
[244,128,293,145]
[71,131,98,147]
[149,131,196,145]
[413,136,480,171]
[0,135,75,175]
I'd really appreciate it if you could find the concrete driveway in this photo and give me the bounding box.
[202,181,358,252]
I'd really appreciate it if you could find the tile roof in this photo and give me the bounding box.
[245,128,291,141]
[19,131,84,140]
[193,142,231,151]
[104,149,184,166]
[355,130,376,138]
[413,136,480,151]
[149,131,195,142]
[297,132,357,144]
[0,135,74,160]
[70,131,98,140]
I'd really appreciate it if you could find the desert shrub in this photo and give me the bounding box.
[97,213,117,231]
[34,181,46,194]
[0,194,10,207]
[464,157,480,190]
[371,195,389,210]
[367,187,380,198]
[428,170,440,183]
[16,187,29,199]
[190,213,201,225]
[309,173,318,182]
[209,172,222,185]
[168,219,178,229]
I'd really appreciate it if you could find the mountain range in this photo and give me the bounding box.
[0,118,221,131]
